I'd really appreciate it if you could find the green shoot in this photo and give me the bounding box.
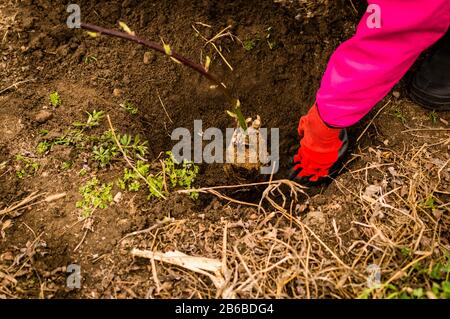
[243,38,259,51]
[392,109,407,124]
[421,196,438,210]
[50,92,62,108]
[73,110,105,130]
[83,55,98,64]
[62,161,73,170]
[429,111,438,124]
[37,141,52,154]
[78,168,88,176]
[227,99,248,131]
[120,100,139,115]
[266,27,276,50]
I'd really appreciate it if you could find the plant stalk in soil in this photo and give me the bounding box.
[80,22,248,130]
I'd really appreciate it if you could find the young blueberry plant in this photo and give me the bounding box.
[79,22,248,131]
[79,22,271,179]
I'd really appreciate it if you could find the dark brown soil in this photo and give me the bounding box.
[1,1,448,299]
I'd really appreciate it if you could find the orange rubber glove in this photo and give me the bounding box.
[289,104,348,185]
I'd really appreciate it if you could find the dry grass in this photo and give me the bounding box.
[121,129,449,299]
[0,192,70,299]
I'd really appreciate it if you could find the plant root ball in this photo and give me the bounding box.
[224,115,270,182]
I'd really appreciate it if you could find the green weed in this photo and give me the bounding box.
[121,100,139,115]
[50,92,62,108]
[117,151,199,200]
[163,151,199,194]
[37,141,52,154]
[118,134,148,157]
[76,177,113,218]
[83,55,98,64]
[243,38,259,51]
[38,111,103,156]
[92,131,148,167]
[392,109,407,124]
[73,110,105,130]
[62,161,73,170]
[421,196,438,210]
[359,253,450,299]
[36,129,84,155]
[429,111,438,124]
[117,161,161,195]
[15,155,40,179]
[92,145,119,168]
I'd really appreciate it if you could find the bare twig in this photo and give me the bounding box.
[0,192,43,217]
[156,90,174,124]
[80,23,232,101]
[118,217,175,244]
[0,79,35,95]
[357,100,391,142]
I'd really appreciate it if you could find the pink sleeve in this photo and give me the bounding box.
[316,0,450,128]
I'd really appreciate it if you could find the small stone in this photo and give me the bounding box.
[392,91,401,98]
[114,192,123,203]
[113,88,122,97]
[35,110,53,123]
[143,51,155,64]
[249,214,258,220]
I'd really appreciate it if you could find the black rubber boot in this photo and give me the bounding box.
[409,32,450,111]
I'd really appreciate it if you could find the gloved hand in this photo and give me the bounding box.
[289,104,348,186]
